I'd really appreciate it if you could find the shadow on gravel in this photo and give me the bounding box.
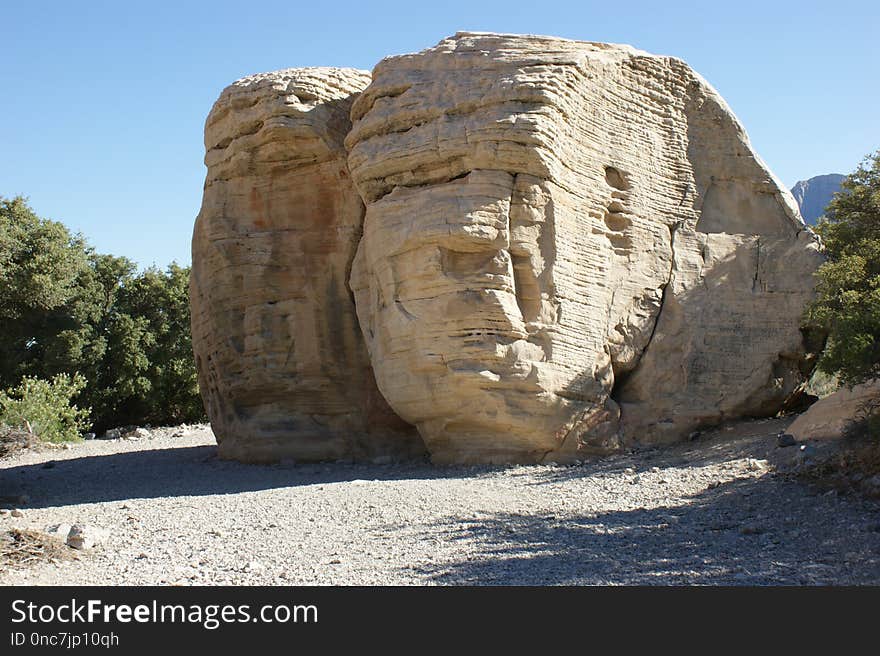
[403,475,880,585]
[518,419,794,487]
[0,417,797,511]
[0,446,473,509]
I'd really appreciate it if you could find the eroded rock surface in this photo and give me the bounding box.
[190,68,424,462]
[345,33,823,462]
[788,381,880,441]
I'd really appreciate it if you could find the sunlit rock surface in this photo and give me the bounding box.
[346,33,822,462]
[190,68,424,463]
[192,34,823,464]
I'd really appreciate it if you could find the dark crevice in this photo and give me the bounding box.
[604,166,631,191]
[752,238,761,292]
[609,223,679,406]
[369,169,474,202]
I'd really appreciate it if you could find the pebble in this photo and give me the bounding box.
[66,524,109,550]
[45,523,73,538]
[11,509,24,518]
[747,459,768,472]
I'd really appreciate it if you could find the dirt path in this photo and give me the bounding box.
[2,417,879,585]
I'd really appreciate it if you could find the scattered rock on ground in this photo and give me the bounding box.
[1,417,878,585]
[44,524,73,540]
[65,524,109,550]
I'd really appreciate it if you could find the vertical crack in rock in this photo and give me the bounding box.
[190,67,424,463]
[752,238,762,292]
[614,56,826,444]
[345,33,823,463]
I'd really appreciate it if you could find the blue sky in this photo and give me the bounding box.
[2,0,878,269]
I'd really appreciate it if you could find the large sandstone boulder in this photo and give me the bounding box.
[788,381,880,441]
[345,33,822,463]
[192,34,823,465]
[190,68,424,463]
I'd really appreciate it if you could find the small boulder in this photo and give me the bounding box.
[787,380,880,441]
[65,524,109,550]
[45,523,73,539]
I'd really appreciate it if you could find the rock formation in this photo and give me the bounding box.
[190,68,424,463]
[192,33,824,464]
[345,33,823,462]
[790,173,845,224]
[787,380,880,441]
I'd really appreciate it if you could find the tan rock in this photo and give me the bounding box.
[190,67,424,463]
[345,32,822,463]
[65,524,109,550]
[787,381,880,441]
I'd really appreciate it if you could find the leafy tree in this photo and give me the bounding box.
[96,263,203,429]
[0,196,96,385]
[0,195,205,434]
[807,151,880,387]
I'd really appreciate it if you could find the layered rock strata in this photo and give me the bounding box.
[190,68,424,462]
[192,34,823,464]
[345,33,822,462]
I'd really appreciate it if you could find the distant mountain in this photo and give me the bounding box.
[790,173,845,224]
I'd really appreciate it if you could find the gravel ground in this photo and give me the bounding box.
[1,417,879,585]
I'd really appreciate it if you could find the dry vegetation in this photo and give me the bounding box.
[0,528,78,573]
[0,425,35,460]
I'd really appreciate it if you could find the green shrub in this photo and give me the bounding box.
[0,374,90,442]
[807,151,880,388]
[0,196,206,431]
